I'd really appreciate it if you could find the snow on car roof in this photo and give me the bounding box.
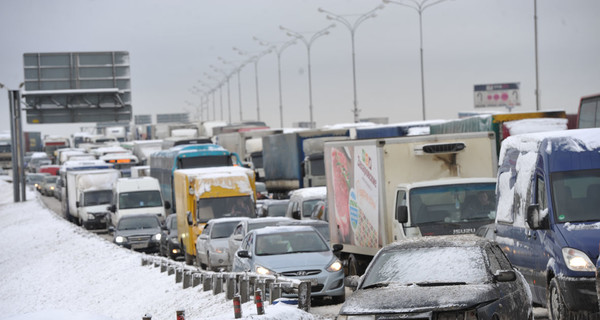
[252,225,317,235]
[206,217,250,224]
[289,186,326,198]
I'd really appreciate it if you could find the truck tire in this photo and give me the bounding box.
[184,247,194,266]
[548,278,578,320]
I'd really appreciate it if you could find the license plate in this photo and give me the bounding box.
[131,243,147,249]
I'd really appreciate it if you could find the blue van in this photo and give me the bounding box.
[494,128,600,319]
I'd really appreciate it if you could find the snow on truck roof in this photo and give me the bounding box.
[289,186,327,198]
[397,177,496,189]
[175,166,254,197]
[499,127,600,159]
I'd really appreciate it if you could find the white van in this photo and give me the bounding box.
[108,177,170,227]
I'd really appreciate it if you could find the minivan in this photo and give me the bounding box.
[494,128,600,319]
[108,177,170,227]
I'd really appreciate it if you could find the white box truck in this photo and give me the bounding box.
[74,169,121,229]
[324,132,498,275]
[108,176,169,227]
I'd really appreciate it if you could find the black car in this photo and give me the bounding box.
[159,214,182,260]
[111,214,162,253]
[338,235,532,320]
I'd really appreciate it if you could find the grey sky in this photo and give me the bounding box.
[1,0,599,137]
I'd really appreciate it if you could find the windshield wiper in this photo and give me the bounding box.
[413,281,467,287]
[362,282,390,290]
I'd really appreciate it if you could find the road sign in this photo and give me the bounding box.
[474,83,520,108]
[22,51,132,124]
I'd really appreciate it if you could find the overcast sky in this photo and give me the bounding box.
[1,0,599,137]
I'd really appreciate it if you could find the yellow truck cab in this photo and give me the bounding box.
[174,166,256,265]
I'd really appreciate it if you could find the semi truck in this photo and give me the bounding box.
[262,128,350,198]
[174,166,257,265]
[324,131,498,275]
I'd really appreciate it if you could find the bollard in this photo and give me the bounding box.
[239,275,249,303]
[248,275,257,295]
[153,258,160,268]
[175,267,183,283]
[192,272,201,288]
[212,273,223,294]
[168,264,175,276]
[182,270,192,289]
[233,295,242,319]
[225,274,236,300]
[141,257,148,266]
[202,273,212,291]
[142,314,152,320]
[269,282,282,304]
[255,288,265,315]
[176,309,185,320]
[160,260,167,273]
[297,281,311,312]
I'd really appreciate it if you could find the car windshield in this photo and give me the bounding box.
[119,190,162,209]
[361,246,489,288]
[266,204,287,217]
[196,196,254,222]
[409,183,496,225]
[117,216,159,230]
[44,176,58,183]
[302,199,322,217]
[211,221,240,239]
[551,169,600,223]
[84,190,113,206]
[255,231,328,256]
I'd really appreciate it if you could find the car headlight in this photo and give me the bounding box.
[562,247,595,272]
[115,236,126,244]
[152,233,161,241]
[327,259,343,272]
[88,214,95,220]
[255,265,275,276]
[337,315,375,320]
[50,186,54,190]
[214,247,226,254]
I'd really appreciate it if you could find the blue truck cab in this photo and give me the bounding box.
[494,128,600,318]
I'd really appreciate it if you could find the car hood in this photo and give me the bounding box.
[119,207,164,216]
[209,237,229,248]
[116,227,161,238]
[254,251,334,271]
[340,283,498,315]
[556,222,600,261]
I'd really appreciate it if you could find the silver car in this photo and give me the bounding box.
[227,217,293,266]
[195,217,249,271]
[232,225,345,303]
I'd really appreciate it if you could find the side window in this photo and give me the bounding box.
[233,225,243,236]
[201,224,211,236]
[536,174,547,211]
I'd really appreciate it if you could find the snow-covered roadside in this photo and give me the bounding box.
[0,178,331,320]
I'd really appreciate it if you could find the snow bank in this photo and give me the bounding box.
[0,178,321,320]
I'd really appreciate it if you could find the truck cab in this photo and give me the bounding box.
[108,177,168,227]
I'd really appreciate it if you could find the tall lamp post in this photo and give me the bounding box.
[204,73,224,121]
[254,37,297,128]
[383,0,450,120]
[210,65,233,124]
[198,80,216,121]
[233,47,273,121]
[219,57,248,122]
[280,24,335,128]
[318,5,384,124]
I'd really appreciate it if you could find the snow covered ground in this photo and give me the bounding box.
[0,177,338,320]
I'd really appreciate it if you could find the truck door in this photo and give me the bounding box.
[530,170,552,303]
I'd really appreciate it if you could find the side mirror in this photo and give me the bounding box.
[396,205,408,224]
[186,211,194,226]
[76,201,80,208]
[107,204,116,213]
[292,210,301,220]
[237,250,251,258]
[526,205,542,230]
[332,243,343,252]
[344,275,360,291]
[164,201,171,210]
[108,226,115,233]
[493,270,516,282]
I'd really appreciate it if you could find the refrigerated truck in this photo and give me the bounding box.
[324,131,498,275]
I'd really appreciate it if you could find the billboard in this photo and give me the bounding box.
[474,83,520,108]
[22,51,132,124]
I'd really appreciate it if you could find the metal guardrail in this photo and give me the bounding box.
[141,255,313,314]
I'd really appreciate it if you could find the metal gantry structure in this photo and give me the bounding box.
[279,24,335,129]
[318,5,385,124]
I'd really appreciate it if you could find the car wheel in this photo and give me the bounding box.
[548,278,578,320]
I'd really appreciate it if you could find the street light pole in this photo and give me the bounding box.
[383,0,449,121]
[280,24,335,128]
[254,37,297,128]
[211,65,233,123]
[319,5,384,123]
[204,73,224,121]
[198,80,217,121]
[219,56,250,122]
[233,47,273,122]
